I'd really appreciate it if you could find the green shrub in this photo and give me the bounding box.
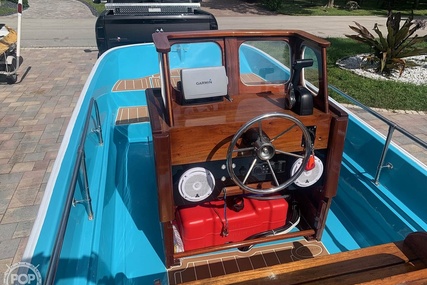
[8,0,29,8]
[262,0,283,11]
[345,11,427,75]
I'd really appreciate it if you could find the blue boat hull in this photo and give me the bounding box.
[23,42,427,284]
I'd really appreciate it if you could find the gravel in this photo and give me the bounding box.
[336,54,427,85]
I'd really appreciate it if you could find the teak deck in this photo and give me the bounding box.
[112,71,267,92]
[180,232,427,284]
[168,239,329,285]
[115,106,149,125]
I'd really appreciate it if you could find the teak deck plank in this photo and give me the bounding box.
[182,241,424,285]
[358,268,427,284]
[113,72,272,92]
[169,239,328,285]
[115,106,149,125]
[301,260,426,285]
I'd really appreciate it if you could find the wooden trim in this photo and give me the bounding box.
[320,263,427,285]
[320,47,329,113]
[161,53,174,127]
[323,104,348,198]
[153,30,331,49]
[224,37,239,96]
[146,89,174,222]
[314,198,332,240]
[163,222,176,268]
[153,132,174,222]
[152,32,172,53]
[358,268,427,285]
[146,88,167,134]
[181,241,425,285]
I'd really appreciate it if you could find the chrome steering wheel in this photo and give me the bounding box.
[226,113,312,194]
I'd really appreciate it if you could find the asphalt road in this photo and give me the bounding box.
[4,18,98,48]
[3,2,426,48]
[0,16,404,48]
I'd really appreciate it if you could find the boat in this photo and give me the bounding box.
[22,29,427,284]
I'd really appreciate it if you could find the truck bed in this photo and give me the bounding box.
[95,2,218,55]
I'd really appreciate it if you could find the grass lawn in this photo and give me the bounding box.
[274,0,427,16]
[77,0,105,15]
[327,38,427,111]
[0,0,18,15]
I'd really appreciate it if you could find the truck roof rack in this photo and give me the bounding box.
[105,3,202,15]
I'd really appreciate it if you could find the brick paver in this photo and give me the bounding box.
[2,0,95,20]
[0,47,97,277]
[344,105,427,166]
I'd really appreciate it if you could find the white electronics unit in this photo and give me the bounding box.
[180,66,228,100]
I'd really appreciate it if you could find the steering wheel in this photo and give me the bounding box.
[226,113,312,194]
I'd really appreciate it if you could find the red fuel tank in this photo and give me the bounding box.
[176,197,288,251]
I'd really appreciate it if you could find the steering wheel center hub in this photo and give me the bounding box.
[255,139,275,160]
[226,113,312,194]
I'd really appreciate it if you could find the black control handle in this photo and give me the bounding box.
[291,59,314,87]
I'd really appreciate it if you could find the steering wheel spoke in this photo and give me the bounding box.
[226,113,311,194]
[242,158,258,184]
[275,150,306,159]
[233,146,256,153]
[270,123,297,143]
[258,121,263,137]
[266,159,280,186]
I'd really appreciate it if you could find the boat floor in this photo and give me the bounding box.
[168,239,328,285]
[175,232,427,285]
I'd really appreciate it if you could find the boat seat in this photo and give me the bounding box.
[182,232,427,284]
[405,231,427,266]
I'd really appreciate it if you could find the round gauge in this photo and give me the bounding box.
[178,167,216,202]
[290,156,324,187]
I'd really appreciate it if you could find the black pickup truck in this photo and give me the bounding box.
[93,0,218,56]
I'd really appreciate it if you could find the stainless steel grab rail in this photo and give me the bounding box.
[45,97,102,284]
[93,99,104,145]
[329,85,427,185]
[71,150,94,220]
